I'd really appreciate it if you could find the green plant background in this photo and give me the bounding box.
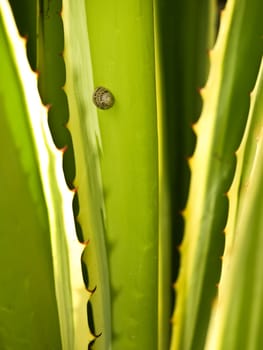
[0,0,263,349]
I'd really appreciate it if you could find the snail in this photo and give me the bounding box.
[93,87,114,110]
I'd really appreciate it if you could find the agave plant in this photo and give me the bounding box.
[0,0,263,349]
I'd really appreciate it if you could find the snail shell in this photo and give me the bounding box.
[93,87,114,110]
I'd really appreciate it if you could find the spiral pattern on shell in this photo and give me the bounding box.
[92,87,115,110]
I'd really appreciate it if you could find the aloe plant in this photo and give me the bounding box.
[1,0,263,349]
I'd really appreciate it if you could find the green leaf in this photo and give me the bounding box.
[154,1,216,348]
[0,2,61,349]
[0,2,89,349]
[8,0,37,69]
[63,1,159,349]
[62,1,111,348]
[205,58,263,350]
[171,0,263,349]
[37,0,75,187]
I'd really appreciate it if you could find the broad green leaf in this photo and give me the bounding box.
[154,1,216,348]
[85,2,159,349]
[0,2,88,349]
[0,1,61,348]
[205,57,263,350]
[63,1,159,349]
[171,0,263,349]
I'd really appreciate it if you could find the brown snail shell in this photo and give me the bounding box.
[93,87,114,110]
